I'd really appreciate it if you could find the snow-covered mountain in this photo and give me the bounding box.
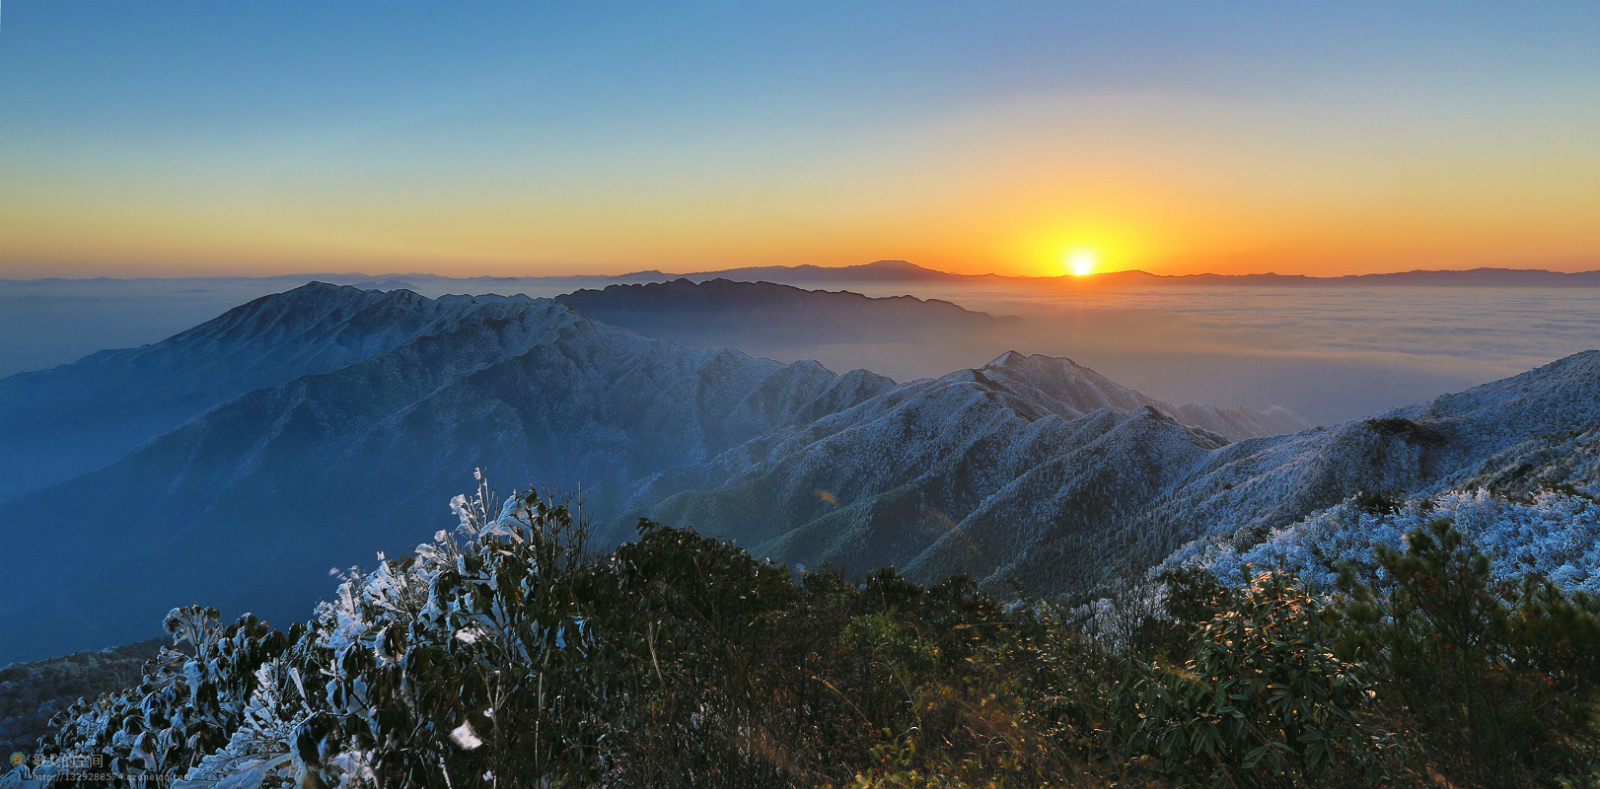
[0,283,536,501]
[1136,350,1600,540]
[0,286,895,662]
[6,280,1592,667]
[630,351,1303,594]
[914,351,1600,597]
[1154,357,1600,597]
[626,353,1600,599]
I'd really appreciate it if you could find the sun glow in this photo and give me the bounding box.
[1066,250,1098,277]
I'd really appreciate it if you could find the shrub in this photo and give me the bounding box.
[1340,518,1600,786]
[1112,571,1389,788]
[11,483,1600,789]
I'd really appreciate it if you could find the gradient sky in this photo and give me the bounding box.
[2,1,1597,278]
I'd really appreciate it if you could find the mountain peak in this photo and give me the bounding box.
[0,284,562,501]
[261,280,426,307]
[862,259,927,272]
[297,280,375,293]
[984,350,1078,370]
[962,351,1308,440]
[987,350,1027,367]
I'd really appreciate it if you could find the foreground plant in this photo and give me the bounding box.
[7,480,1598,789]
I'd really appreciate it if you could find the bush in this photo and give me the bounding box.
[0,640,164,756]
[1112,571,1389,788]
[1339,518,1600,786]
[10,483,1600,789]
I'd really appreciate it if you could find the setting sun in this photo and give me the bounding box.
[1066,250,1098,277]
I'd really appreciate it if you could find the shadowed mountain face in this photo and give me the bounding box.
[0,283,539,502]
[0,277,1003,504]
[3,281,1592,666]
[0,286,898,663]
[555,277,1009,349]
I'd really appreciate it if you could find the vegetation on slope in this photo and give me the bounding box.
[7,481,1600,788]
[0,642,164,756]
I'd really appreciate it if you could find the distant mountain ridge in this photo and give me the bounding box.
[638,260,1600,288]
[1082,266,1600,288]
[7,260,1600,290]
[554,277,1011,348]
[558,276,991,318]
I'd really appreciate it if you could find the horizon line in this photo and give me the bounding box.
[6,259,1600,285]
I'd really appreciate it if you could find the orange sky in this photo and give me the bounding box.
[2,4,1597,280]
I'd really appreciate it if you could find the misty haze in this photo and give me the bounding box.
[8,271,1600,424]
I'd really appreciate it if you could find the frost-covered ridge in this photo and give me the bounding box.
[0,283,542,501]
[643,349,1600,598]
[2,281,1596,664]
[0,284,895,662]
[1166,488,1600,594]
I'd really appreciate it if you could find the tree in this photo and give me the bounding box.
[1340,518,1600,786]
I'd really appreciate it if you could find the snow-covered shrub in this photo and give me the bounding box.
[1165,488,1600,594]
[6,473,1074,788]
[11,472,1600,788]
[11,474,602,789]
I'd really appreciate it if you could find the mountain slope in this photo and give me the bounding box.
[1144,350,1600,537]
[638,351,1600,599]
[0,289,893,664]
[0,283,534,501]
[555,277,1008,348]
[991,351,1600,596]
[632,352,1257,588]
[7,280,1591,667]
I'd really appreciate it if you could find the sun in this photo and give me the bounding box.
[1065,249,1097,277]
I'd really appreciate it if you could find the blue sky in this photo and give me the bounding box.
[2,1,1597,276]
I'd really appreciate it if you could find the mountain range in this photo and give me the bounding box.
[554,277,1012,350]
[619,259,1600,288]
[339,259,1600,289]
[2,280,1597,665]
[9,260,1600,293]
[0,279,1004,504]
[0,286,542,500]
[328,259,1599,288]
[636,350,1600,598]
